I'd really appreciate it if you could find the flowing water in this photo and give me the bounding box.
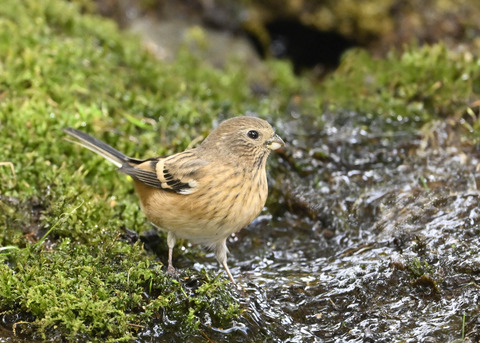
[148,111,480,342]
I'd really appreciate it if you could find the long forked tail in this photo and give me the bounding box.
[63,128,129,168]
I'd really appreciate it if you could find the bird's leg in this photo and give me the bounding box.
[216,241,236,284]
[167,231,176,275]
[222,260,236,284]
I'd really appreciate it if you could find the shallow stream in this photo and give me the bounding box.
[134,111,480,342]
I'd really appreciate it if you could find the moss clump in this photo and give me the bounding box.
[1,242,239,341]
[317,44,480,131]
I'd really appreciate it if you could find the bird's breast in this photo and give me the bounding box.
[133,166,268,246]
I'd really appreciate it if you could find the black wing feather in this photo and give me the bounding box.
[119,162,193,193]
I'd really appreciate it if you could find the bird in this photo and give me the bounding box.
[64,116,285,284]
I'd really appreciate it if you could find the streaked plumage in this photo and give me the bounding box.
[64,116,284,283]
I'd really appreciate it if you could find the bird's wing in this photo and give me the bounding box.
[119,150,208,195]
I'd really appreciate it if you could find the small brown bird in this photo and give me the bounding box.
[64,116,284,283]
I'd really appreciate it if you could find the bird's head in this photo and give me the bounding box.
[200,116,285,163]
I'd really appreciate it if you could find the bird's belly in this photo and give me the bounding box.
[133,177,267,246]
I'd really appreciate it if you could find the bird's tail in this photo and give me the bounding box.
[63,128,128,168]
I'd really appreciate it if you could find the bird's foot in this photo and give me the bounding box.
[167,264,176,276]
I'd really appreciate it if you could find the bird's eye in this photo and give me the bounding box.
[247,130,259,139]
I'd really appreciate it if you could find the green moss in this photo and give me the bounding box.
[1,243,239,341]
[318,44,480,131]
[405,258,441,293]
[406,257,435,278]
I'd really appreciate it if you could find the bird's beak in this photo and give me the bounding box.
[266,133,285,151]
